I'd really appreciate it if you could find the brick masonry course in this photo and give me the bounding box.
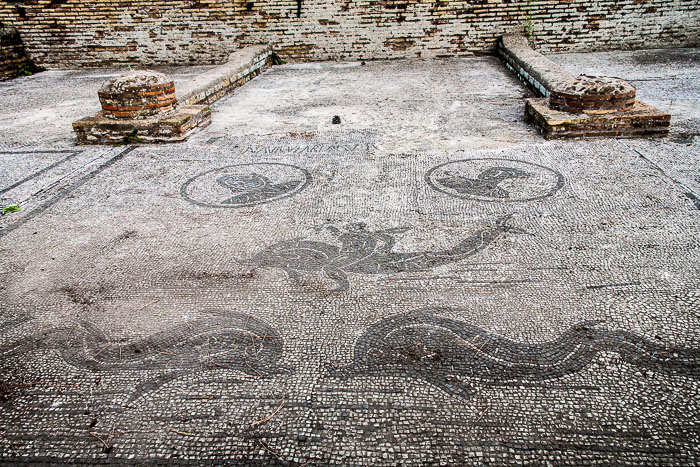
[72,105,212,144]
[98,71,178,119]
[525,99,672,138]
[0,0,699,67]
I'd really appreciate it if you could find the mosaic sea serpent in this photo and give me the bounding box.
[0,312,286,402]
[337,309,700,398]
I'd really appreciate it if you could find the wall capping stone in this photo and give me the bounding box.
[178,45,273,106]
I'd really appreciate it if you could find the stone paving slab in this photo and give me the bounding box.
[0,50,699,465]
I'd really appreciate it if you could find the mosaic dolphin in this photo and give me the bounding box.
[336,309,700,398]
[217,172,302,205]
[435,166,530,199]
[248,215,525,291]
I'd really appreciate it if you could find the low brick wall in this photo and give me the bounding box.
[525,99,671,139]
[499,34,574,97]
[73,45,271,144]
[179,45,274,106]
[1,1,698,67]
[499,35,638,114]
[499,34,670,138]
[0,27,29,80]
[73,106,211,144]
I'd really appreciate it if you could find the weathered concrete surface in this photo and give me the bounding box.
[0,49,699,465]
[203,57,540,153]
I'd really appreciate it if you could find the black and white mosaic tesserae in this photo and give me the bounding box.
[1,128,699,465]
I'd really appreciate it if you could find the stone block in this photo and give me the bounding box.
[72,105,211,144]
[525,98,671,139]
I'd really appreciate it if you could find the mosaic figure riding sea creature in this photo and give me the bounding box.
[218,173,302,205]
[248,215,526,290]
[435,166,530,199]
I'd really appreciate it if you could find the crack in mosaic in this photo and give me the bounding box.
[337,309,700,398]
[248,215,526,291]
[426,158,565,202]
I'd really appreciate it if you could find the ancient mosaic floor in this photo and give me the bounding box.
[1,52,699,464]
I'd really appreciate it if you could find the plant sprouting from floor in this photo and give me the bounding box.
[2,204,19,214]
[271,53,285,65]
[18,63,33,75]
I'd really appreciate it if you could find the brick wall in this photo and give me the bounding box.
[1,0,698,68]
[0,27,30,79]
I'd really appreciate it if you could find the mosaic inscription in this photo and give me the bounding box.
[425,158,565,202]
[0,312,284,400]
[249,215,526,290]
[339,309,700,398]
[181,162,312,208]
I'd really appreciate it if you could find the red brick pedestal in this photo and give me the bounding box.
[73,70,210,144]
[499,35,670,139]
[98,71,177,119]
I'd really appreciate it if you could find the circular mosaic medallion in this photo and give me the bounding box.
[181,162,312,208]
[425,158,564,202]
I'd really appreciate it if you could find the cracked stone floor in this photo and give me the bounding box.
[0,49,699,465]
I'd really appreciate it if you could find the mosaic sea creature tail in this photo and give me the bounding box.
[593,329,700,377]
